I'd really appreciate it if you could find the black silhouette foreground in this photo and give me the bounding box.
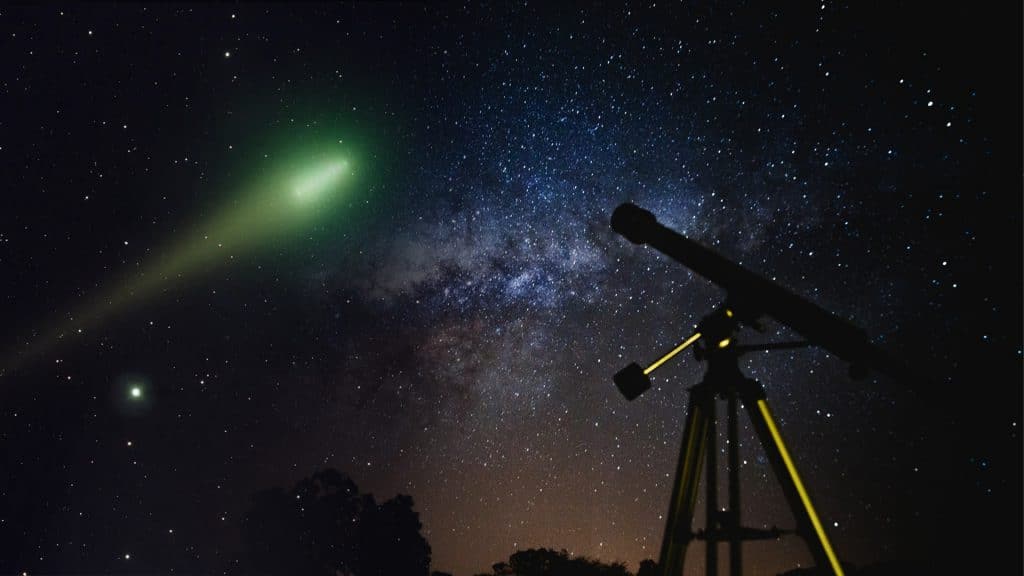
[609,203,911,576]
[237,468,905,576]
[240,468,430,576]
[471,552,901,576]
[472,548,631,576]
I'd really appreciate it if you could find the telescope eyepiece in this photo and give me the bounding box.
[611,203,658,245]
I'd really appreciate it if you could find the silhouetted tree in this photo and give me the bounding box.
[485,548,632,576]
[636,559,658,576]
[359,493,432,576]
[241,468,430,576]
[295,468,364,574]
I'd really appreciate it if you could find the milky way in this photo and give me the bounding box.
[1,4,1018,576]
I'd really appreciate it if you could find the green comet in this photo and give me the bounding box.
[145,154,354,282]
[3,147,358,372]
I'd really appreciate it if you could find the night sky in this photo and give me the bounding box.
[1,3,1020,576]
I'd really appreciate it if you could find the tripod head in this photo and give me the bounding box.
[613,304,808,400]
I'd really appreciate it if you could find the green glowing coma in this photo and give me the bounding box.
[292,159,349,205]
[2,149,358,371]
[120,153,355,301]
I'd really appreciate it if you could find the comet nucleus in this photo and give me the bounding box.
[292,159,349,205]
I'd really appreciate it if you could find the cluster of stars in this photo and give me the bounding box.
[1,4,1016,576]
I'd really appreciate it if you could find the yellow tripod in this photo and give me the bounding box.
[615,307,844,576]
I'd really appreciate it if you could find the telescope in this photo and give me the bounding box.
[611,202,907,388]
[609,203,907,576]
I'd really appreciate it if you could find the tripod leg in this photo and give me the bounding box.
[727,392,741,576]
[658,387,713,576]
[745,396,845,576]
[705,399,718,576]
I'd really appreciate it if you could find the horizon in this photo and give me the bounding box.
[1,4,1019,576]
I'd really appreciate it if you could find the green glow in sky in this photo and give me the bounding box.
[3,144,359,371]
[292,159,349,204]
[105,151,356,311]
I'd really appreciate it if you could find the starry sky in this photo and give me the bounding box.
[1,3,1020,576]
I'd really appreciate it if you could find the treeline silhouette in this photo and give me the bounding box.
[239,468,903,576]
[241,468,430,576]
[470,547,635,576]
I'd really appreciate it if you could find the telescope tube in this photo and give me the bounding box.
[611,203,906,381]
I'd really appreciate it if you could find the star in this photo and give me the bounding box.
[0,4,1014,576]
